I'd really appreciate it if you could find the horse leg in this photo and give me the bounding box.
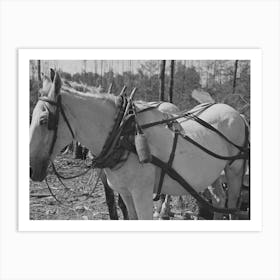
[211,178,227,220]
[100,171,119,220]
[159,195,172,220]
[118,194,129,220]
[132,189,153,220]
[225,161,244,220]
[103,184,119,220]
[153,194,165,219]
[119,192,138,220]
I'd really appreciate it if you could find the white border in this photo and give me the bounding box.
[19,49,262,232]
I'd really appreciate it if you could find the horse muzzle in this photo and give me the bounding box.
[29,161,49,182]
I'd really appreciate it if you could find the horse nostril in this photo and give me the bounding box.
[30,167,33,178]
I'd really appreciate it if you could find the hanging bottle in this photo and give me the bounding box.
[134,121,151,163]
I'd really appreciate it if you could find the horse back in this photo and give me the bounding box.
[179,103,246,151]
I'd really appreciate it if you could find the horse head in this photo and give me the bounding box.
[30,69,71,181]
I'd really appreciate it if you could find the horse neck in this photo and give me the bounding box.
[60,91,117,155]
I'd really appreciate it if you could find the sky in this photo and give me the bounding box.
[30,60,248,88]
[40,60,144,75]
[38,60,242,76]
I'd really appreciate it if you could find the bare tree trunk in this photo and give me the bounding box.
[213,60,217,83]
[206,62,210,88]
[100,60,103,87]
[159,60,166,101]
[232,60,238,94]
[219,62,223,85]
[37,60,41,81]
[168,60,175,103]
[181,60,186,100]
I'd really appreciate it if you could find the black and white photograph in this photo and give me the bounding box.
[29,59,251,221]
[1,1,280,279]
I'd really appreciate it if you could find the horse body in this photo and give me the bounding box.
[133,103,244,192]
[30,71,247,220]
[103,105,245,219]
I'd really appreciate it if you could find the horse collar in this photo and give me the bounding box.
[91,95,130,168]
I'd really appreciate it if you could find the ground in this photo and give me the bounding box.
[29,153,199,220]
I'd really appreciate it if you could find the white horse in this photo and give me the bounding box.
[30,70,248,220]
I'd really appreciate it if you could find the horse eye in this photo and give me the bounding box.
[39,118,48,126]
[39,113,48,125]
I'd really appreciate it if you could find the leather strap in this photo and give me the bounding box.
[190,114,245,151]
[153,131,179,201]
[138,103,249,162]
[39,95,75,157]
[123,140,239,214]
[150,155,238,214]
[181,133,249,161]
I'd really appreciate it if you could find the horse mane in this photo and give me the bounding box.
[41,78,163,111]
[61,79,102,94]
[60,79,118,109]
[134,100,163,111]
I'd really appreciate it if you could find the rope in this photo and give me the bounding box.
[84,169,102,199]
[45,177,64,205]
[51,161,93,180]
[44,168,102,207]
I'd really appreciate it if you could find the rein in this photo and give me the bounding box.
[38,94,130,204]
[40,95,94,178]
[39,95,97,204]
[39,94,128,172]
[45,168,102,206]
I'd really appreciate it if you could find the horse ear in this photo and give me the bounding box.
[54,71,61,95]
[50,68,55,82]
[40,73,52,96]
[48,69,61,99]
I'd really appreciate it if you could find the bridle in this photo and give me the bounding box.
[38,93,131,205]
[39,95,75,157]
[39,93,131,172]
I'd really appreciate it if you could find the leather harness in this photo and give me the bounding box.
[39,94,250,214]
